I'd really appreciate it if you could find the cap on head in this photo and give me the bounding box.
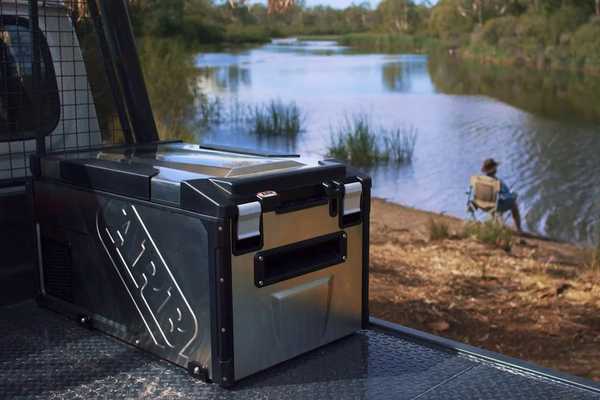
[482,158,499,175]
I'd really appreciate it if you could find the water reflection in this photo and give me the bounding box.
[429,55,600,123]
[200,65,251,92]
[201,124,299,155]
[382,56,435,93]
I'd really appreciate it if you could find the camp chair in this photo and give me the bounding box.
[467,175,508,223]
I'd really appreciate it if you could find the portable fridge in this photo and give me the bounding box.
[30,141,371,386]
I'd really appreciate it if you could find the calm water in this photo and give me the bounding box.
[191,39,600,243]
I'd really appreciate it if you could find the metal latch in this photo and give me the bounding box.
[343,182,362,216]
[237,201,262,240]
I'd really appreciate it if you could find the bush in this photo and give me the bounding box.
[548,6,590,44]
[570,22,600,69]
[428,218,451,241]
[464,220,513,252]
[429,1,474,42]
[250,100,304,137]
[182,15,225,44]
[515,14,551,44]
[476,16,518,46]
[224,25,271,44]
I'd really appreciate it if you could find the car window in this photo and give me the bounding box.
[0,16,60,141]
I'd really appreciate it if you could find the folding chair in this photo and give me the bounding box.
[467,175,508,223]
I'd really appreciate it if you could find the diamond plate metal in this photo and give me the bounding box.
[418,363,600,400]
[0,302,598,400]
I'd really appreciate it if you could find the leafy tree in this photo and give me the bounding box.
[376,0,417,33]
[429,0,475,40]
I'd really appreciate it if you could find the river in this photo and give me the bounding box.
[149,39,600,244]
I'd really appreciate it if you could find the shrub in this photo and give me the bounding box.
[476,16,518,46]
[548,6,590,44]
[182,15,225,44]
[428,218,451,241]
[570,22,600,69]
[515,14,551,44]
[429,1,474,42]
[464,220,513,252]
[224,25,271,44]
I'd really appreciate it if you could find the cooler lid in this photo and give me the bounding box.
[33,142,348,208]
[97,142,308,179]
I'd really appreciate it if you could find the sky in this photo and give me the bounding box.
[305,0,437,8]
[252,0,438,11]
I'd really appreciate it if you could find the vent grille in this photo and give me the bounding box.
[42,238,73,303]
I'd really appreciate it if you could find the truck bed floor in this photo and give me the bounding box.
[1,301,599,399]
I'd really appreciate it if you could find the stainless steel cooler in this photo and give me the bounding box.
[31,142,371,386]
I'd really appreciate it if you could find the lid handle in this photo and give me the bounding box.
[237,201,262,240]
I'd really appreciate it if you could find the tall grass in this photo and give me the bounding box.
[250,100,304,137]
[585,231,600,274]
[328,114,417,166]
[197,94,224,127]
[138,38,200,141]
[383,126,418,164]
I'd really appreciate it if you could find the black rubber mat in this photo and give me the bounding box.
[0,302,598,400]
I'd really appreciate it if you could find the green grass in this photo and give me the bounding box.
[297,34,342,41]
[250,100,304,137]
[327,114,417,166]
[338,33,440,53]
[328,114,379,165]
[464,220,514,252]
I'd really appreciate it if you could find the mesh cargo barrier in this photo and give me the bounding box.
[0,0,127,184]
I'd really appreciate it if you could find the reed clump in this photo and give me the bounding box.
[250,100,304,137]
[327,113,417,166]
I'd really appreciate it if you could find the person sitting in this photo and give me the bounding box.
[481,158,523,233]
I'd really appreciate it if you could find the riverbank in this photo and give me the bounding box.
[299,22,600,76]
[369,198,600,381]
[299,33,440,54]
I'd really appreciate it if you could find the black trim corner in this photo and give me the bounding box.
[209,220,236,387]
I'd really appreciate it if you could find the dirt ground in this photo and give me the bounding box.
[369,198,600,381]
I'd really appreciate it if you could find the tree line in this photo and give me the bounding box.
[128,0,600,71]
